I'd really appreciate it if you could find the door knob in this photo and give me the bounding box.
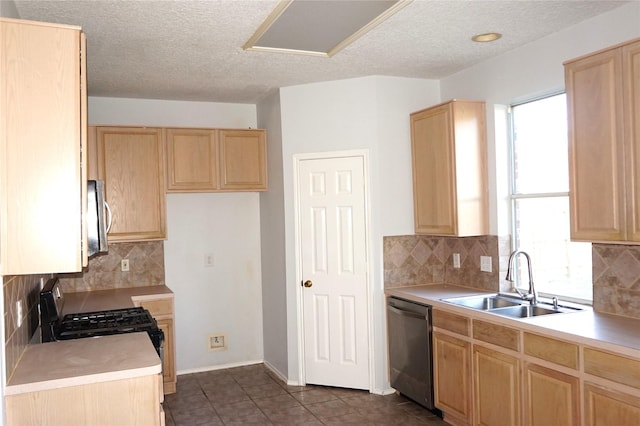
[303,280,313,288]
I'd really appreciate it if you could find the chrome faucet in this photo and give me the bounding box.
[505,250,538,304]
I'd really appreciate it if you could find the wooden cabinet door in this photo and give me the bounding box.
[218,129,267,190]
[96,127,166,241]
[433,332,473,425]
[565,47,626,242]
[157,318,176,394]
[623,40,640,241]
[584,382,640,426]
[0,19,85,274]
[411,104,457,235]
[473,345,520,426]
[524,363,580,426]
[410,101,487,236]
[166,128,218,192]
[133,297,176,394]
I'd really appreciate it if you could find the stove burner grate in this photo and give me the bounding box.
[58,307,158,339]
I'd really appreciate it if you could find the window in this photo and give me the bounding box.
[509,93,592,302]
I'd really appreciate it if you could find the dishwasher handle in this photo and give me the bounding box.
[387,304,427,320]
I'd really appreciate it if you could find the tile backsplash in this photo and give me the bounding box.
[593,243,640,319]
[3,274,45,381]
[58,241,165,292]
[384,235,500,291]
[3,241,166,380]
[384,236,640,320]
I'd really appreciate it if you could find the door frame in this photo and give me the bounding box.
[293,149,374,391]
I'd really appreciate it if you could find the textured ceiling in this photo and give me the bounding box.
[12,0,628,104]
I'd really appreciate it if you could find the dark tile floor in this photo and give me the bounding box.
[164,363,448,425]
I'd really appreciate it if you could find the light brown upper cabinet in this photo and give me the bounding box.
[165,128,267,192]
[96,127,167,242]
[219,129,267,191]
[165,128,218,192]
[0,18,87,274]
[565,38,640,243]
[410,100,488,236]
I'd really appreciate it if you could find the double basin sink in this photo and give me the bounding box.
[442,294,582,318]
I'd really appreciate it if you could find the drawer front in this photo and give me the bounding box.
[473,319,519,351]
[135,298,174,317]
[584,347,640,389]
[433,309,470,336]
[524,332,579,369]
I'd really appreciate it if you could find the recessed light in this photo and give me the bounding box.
[472,32,502,43]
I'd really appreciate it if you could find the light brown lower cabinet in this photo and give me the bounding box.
[432,311,640,426]
[433,332,473,425]
[473,345,520,426]
[6,374,163,426]
[584,382,640,426]
[524,363,580,426]
[134,296,177,394]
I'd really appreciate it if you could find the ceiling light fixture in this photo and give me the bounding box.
[472,32,502,42]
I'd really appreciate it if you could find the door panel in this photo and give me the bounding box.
[299,155,369,389]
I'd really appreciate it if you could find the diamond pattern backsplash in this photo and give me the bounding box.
[58,241,165,292]
[593,244,640,318]
[2,241,165,384]
[384,238,640,319]
[384,235,500,292]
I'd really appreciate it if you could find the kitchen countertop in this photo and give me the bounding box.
[5,332,161,396]
[6,285,173,396]
[386,284,640,358]
[63,285,174,314]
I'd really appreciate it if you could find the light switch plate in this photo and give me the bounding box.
[453,253,461,268]
[480,256,492,273]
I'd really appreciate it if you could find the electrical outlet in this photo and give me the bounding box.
[204,253,214,267]
[15,301,22,328]
[121,259,130,272]
[453,253,461,269]
[209,334,227,351]
[480,256,492,273]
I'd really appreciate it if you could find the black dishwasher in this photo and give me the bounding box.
[387,296,439,413]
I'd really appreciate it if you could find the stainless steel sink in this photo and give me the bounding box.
[489,304,560,318]
[442,294,583,318]
[443,294,523,310]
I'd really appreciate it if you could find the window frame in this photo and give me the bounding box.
[507,92,592,305]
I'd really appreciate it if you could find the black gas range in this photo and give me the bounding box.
[39,278,164,357]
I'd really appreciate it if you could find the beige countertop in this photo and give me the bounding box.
[7,285,173,396]
[386,284,640,358]
[63,284,174,314]
[6,333,161,396]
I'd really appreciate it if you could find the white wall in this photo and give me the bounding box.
[165,192,264,370]
[277,76,440,390]
[440,2,640,236]
[88,97,264,372]
[257,91,289,379]
[0,0,18,18]
[89,97,256,128]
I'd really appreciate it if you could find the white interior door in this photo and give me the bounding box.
[298,154,370,389]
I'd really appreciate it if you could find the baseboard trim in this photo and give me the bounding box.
[176,359,264,376]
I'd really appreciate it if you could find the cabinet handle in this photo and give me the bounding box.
[105,201,113,233]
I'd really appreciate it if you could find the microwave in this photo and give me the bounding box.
[87,180,110,257]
